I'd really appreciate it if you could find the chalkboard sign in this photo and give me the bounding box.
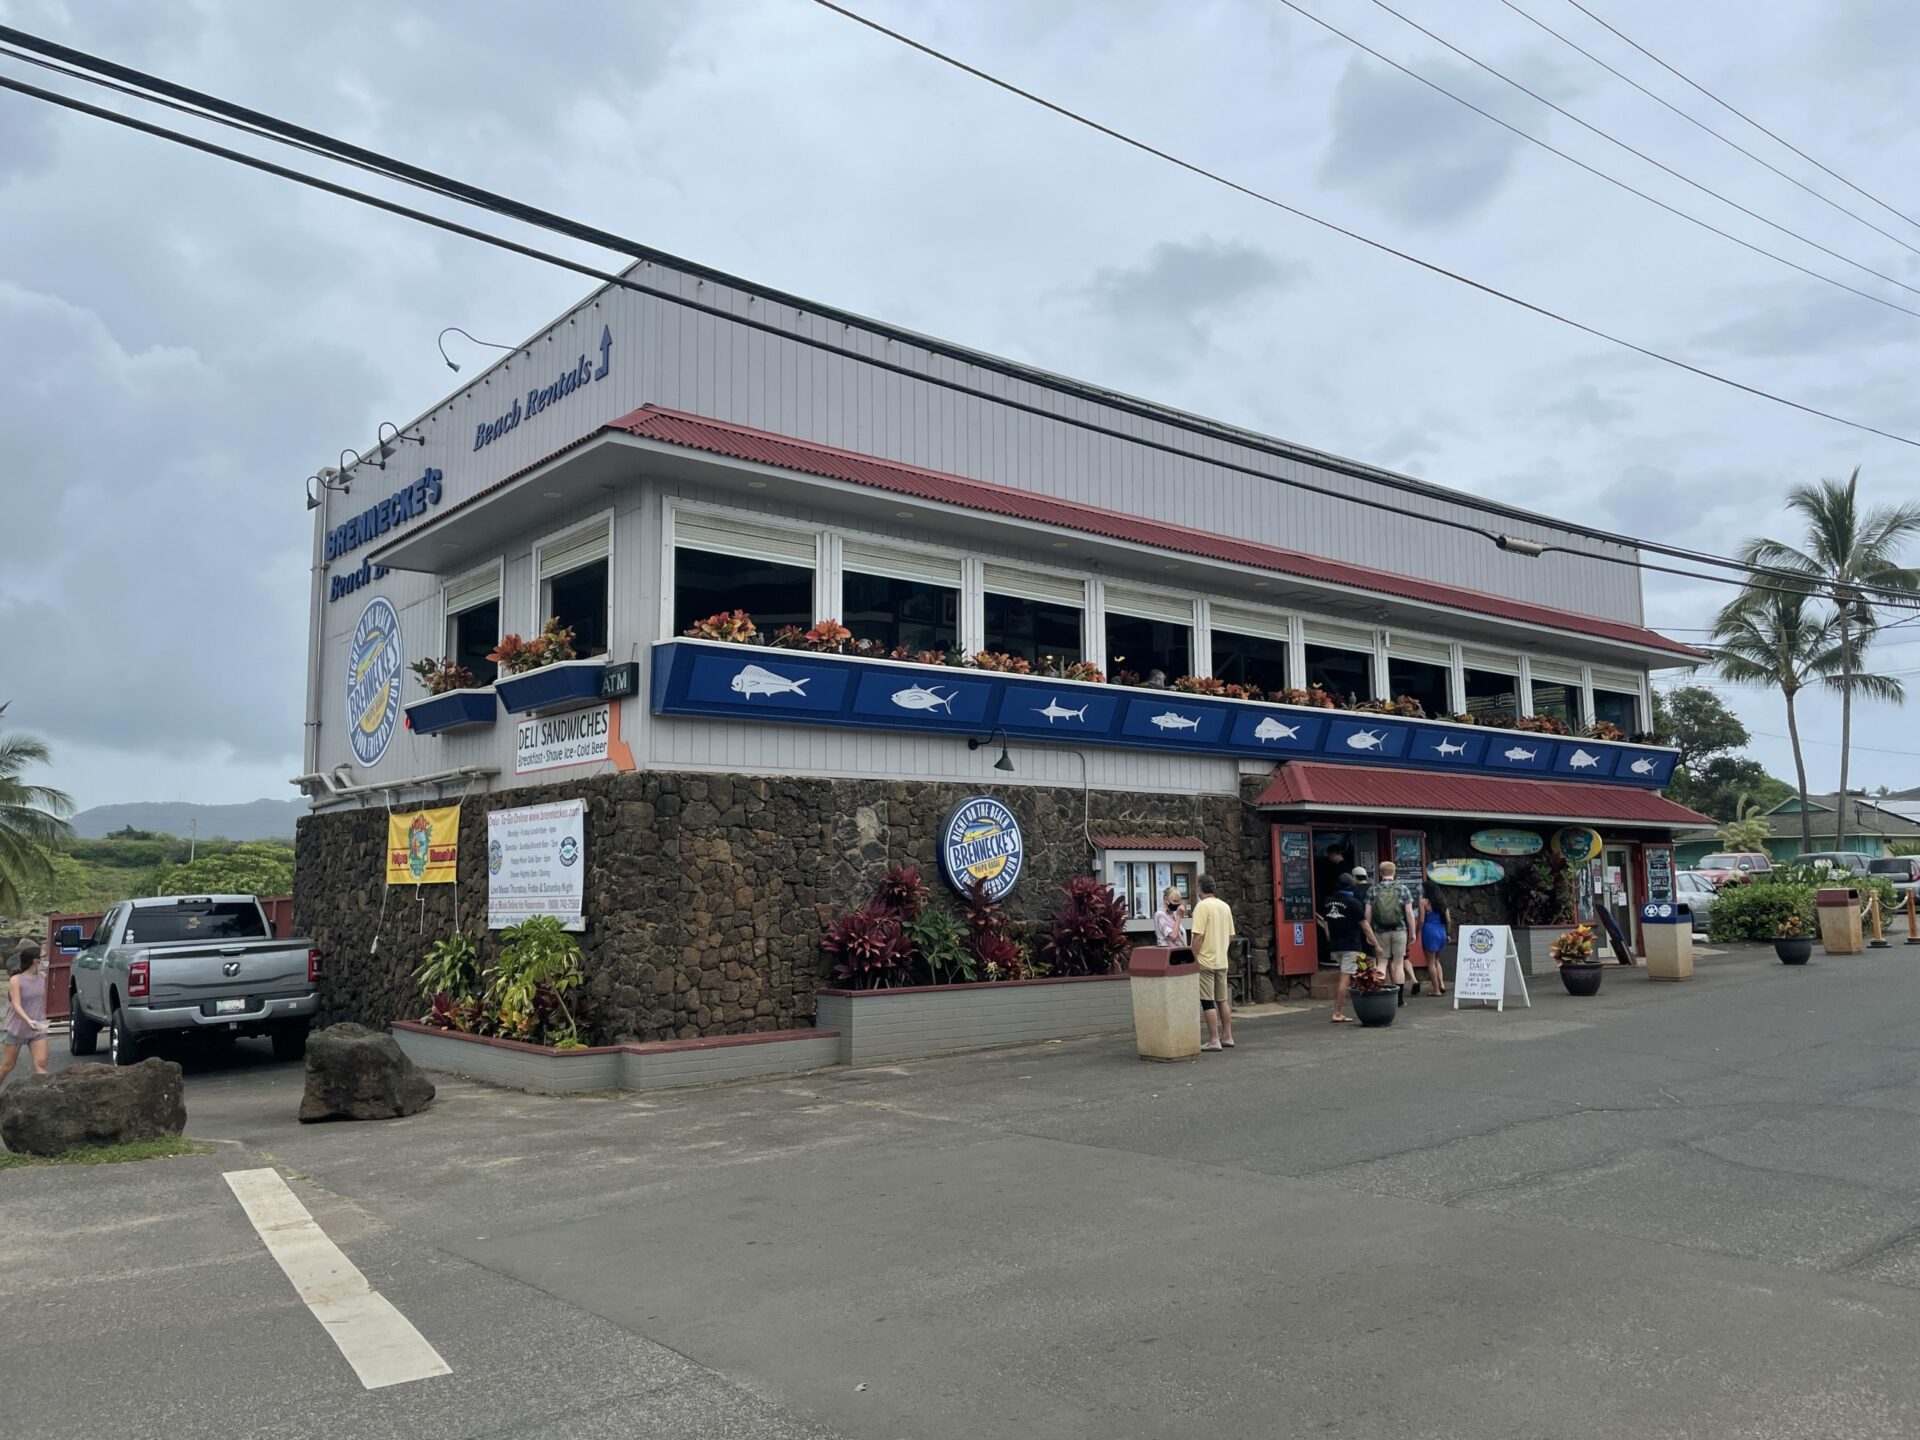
[1394,833,1424,874]
[1646,846,1674,903]
[1280,830,1313,922]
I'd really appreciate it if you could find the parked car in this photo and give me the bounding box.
[1792,851,1874,877]
[1675,871,1720,933]
[1694,852,1773,886]
[1868,855,1920,907]
[62,895,321,1066]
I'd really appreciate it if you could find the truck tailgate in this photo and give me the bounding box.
[144,939,313,1008]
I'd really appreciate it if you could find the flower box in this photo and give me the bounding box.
[404,686,499,736]
[814,973,1133,1065]
[390,1021,843,1095]
[494,658,607,715]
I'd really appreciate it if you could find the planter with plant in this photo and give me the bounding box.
[1349,955,1400,1026]
[1774,914,1813,965]
[403,657,498,735]
[408,919,588,1049]
[491,618,605,713]
[1552,923,1604,995]
[1039,875,1131,977]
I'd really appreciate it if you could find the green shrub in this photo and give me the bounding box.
[1708,880,1815,944]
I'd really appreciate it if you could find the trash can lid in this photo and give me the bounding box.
[1816,887,1861,905]
[1128,945,1196,977]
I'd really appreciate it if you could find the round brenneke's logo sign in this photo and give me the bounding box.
[345,595,403,766]
[939,795,1024,903]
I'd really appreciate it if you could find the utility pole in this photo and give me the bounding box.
[188,818,197,864]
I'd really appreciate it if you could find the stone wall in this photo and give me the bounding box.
[295,771,1272,1044]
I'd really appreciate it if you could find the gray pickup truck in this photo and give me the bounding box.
[62,895,321,1066]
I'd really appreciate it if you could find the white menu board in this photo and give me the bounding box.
[486,799,586,931]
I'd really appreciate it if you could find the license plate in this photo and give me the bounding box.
[215,998,247,1015]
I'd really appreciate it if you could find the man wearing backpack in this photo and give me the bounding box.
[1361,861,1419,1006]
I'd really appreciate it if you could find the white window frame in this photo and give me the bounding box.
[440,556,504,661]
[1382,631,1452,712]
[1588,664,1649,732]
[531,508,614,653]
[1527,659,1586,725]
[1209,601,1293,688]
[1101,582,1199,679]
[984,562,1091,663]
[1300,617,1379,698]
[835,529,967,649]
[663,498,820,642]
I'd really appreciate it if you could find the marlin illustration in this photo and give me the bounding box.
[1345,729,1388,751]
[1628,757,1657,776]
[1034,698,1089,724]
[1503,745,1538,762]
[1434,738,1467,758]
[1568,748,1600,769]
[1253,716,1301,742]
[889,684,954,713]
[730,664,809,698]
[1150,711,1201,731]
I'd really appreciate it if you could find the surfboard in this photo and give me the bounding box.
[1426,858,1505,887]
[1471,828,1542,857]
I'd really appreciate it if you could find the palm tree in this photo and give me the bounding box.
[1710,586,1903,853]
[0,703,75,917]
[1740,468,1920,810]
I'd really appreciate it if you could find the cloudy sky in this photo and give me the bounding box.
[3,0,1918,811]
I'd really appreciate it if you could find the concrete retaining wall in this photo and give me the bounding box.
[391,1022,841,1095]
[815,975,1134,1065]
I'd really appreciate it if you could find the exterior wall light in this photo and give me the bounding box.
[437,326,515,372]
[968,728,1015,773]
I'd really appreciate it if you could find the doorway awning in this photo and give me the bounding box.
[1254,763,1712,830]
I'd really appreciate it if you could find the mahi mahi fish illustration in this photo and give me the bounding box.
[1434,738,1467,758]
[1503,745,1538,761]
[1628,757,1657,776]
[1345,729,1387,751]
[1568,749,1600,769]
[890,684,954,712]
[1151,711,1201,731]
[1254,717,1300,742]
[1035,698,1089,724]
[730,664,809,698]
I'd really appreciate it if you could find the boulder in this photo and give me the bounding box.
[298,1023,435,1123]
[0,1059,187,1157]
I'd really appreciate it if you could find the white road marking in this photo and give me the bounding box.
[224,1167,451,1390]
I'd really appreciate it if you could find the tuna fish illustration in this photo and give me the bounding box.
[1253,717,1301,742]
[1034,698,1090,724]
[729,664,809,698]
[1345,729,1388,751]
[1150,711,1201,731]
[1434,738,1467,758]
[889,684,954,712]
[1628,757,1657,776]
[1568,748,1600,769]
[1503,745,1538,762]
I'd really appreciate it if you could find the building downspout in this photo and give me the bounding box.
[302,481,329,779]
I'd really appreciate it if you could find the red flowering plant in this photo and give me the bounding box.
[1040,875,1131,976]
[803,620,852,653]
[488,617,576,674]
[1349,954,1393,994]
[1513,713,1571,736]
[822,903,913,989]
[1550,923,1598,965]
[961,875,1025,981]
[1062,661,1107,684]
[1583,720,1626,742]
[683,609,758,644]
[970,650,1034,674]
[1219,682,1264,701]
[407,657,477,696]
[1172,675,1227,696]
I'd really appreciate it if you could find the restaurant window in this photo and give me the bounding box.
[442,561,501,686]
[1531,673,1584,727]
[1387,656,1450,717]
[840,540,961,655]
[1463,667,1518,723]
[671,510,816,638]
[1212,629,1289,692]
[535,516,611,658]
[1592,685,1641,733]
[984,592,1083,665]
[1305,645,1373,704]
[1104,585,1192,685]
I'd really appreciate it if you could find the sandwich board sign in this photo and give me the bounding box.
[1452,924,1530,1012]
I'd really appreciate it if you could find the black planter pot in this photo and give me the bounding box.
[1559,962,1604,997]
[1351,987,1401,1027]
[1775,937,1814,965]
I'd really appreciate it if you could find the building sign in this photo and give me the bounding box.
[516,704,613,774]
[600,662,639,700]
[473,326,613,452]
[1553,827,1604,865]
[325,469,444,568]
[386,805,460,885]
[1451,925,1530,1012]
[487,800,586,930]
[345,595,403,767]
[939,795,1024,903]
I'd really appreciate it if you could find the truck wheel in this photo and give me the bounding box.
[109,1007,143,1067]
[270,1023,310,1062]
[69,996,100,1056]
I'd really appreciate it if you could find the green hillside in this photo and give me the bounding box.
[15,829,296,919]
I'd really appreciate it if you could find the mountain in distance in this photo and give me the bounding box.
[68,798,308,842]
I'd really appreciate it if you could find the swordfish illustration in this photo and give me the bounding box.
[1433,738,1468,758]
[1034,698,1089,724]
[730,663,809,698]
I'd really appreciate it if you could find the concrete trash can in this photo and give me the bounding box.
[1642,901,1693,981]
[1817,887,1863,955]
[1128,945,1201,1062]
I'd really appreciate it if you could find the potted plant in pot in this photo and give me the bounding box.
[1774,914,1814,965]
[490,617,603,714]
[1552,923,1604,996]
[1349,955,1401,1027]
[403,656,497,735]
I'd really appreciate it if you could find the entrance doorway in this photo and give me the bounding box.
[1602,843,1638,961]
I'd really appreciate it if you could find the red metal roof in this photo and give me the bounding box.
[1090,835,1207,851]
[610,405,1700,660]
[1255,763,1712,826]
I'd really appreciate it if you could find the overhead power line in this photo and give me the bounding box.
[3,27,1920,622]
[1556,0,1920,240]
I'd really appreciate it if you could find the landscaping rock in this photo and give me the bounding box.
[0,1059,186,1157]
[298,1022,435,1122]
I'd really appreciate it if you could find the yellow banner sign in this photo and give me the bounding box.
[387,805,460,885]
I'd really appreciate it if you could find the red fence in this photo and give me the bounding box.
[40,896,295,1023]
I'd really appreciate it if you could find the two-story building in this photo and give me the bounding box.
[295,254,1708,1038]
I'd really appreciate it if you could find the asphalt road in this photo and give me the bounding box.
[11,944,1920,1439]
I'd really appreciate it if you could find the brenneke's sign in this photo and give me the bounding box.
[516,704,612,774]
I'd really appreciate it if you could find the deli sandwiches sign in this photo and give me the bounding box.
[516,704,613,774]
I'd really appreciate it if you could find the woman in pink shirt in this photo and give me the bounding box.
[0,942,51,1086]
[1154,888,1188,947]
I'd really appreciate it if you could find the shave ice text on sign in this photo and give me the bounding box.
[516,704,612,774]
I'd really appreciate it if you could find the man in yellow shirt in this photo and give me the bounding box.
[1188,875,1236,1051]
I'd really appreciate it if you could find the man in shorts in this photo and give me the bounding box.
[1189,874,1236,1051]
[1365,860,1420,1004]
[1318,870,1376,1025]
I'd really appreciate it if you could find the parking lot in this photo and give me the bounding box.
[11,943,1920,1439]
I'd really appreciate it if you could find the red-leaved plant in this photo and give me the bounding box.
[1040,875,1130,976]
[875,863,928,920]
[822,902,913,989]
[961,875,1025,981]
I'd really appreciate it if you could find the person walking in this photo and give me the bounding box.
[1419,878,1451,998]
[1188,875,1236,1051]
[1317,871,1375,1025]
[1154,887,1188,948]
[1364,861,1419,1004]
[0,942,51,1086]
